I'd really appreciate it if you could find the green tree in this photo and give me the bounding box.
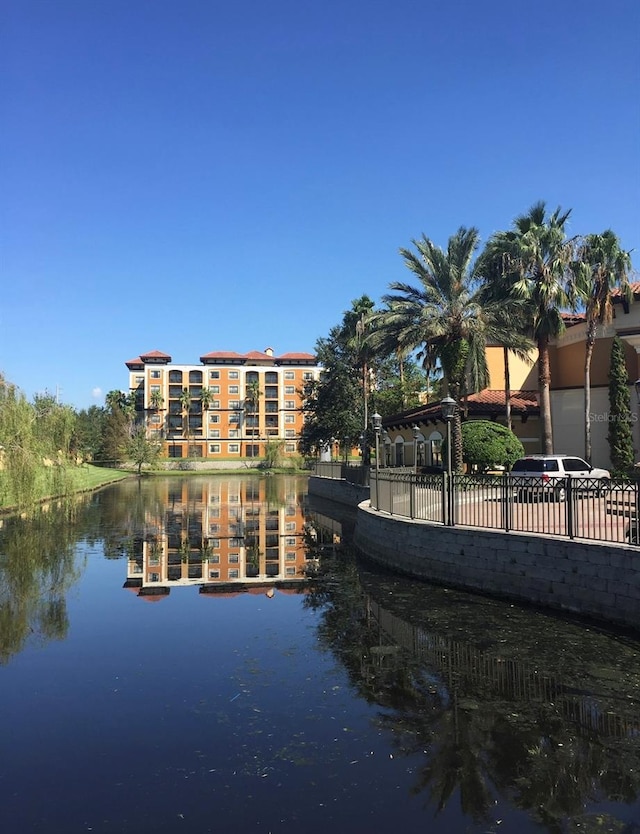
[607,335,635,475]
[343,295,376,436]
[480,202,577,454]
[0,376,40,509]
[73,405,107,461]
[373,227,511,471]
[573,230,633,463]
[461,421,524,472]
[300,326,364,459]
[126,425,162,475]
[179,387,192,449]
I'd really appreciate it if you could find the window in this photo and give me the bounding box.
[150,370,161,379]
[209,443,220,453]
[246,371,259,383]
[285,537,297,546]
[229,413,240,423]
[265,386,278,399]
[150,414,161,424]
[284,371,294,380]
[209,554,220,564]
[265,372,277,384]
[285,401,295,409]
[135,375,144,385]
[229,370,239,379]
[285,414,295,423]
[229,554,239,564]
[210,385,220,394]
[285,552,296,561]
[229,443,239,453]
[303,372,313,380]
[285,443,296,452]
[149,572,160,582]
[228,569,239,579]
[211,430,220,438]
[229,430,238,438]
[285,386,295,395]
[210,414,219,423]
[150,384,161,394]
[211,400,220,408]
[228,385,239,394]
[228,400,240,409]
[208,569,220,579]
[285,429,295,438]
[210,538,220,548]
[209,370,220,379]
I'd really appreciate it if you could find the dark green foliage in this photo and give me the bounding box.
[461,421,524,471]
[608,336,635,474]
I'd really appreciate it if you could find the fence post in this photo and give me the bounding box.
[566,476,574,539]
[502,474,511,533]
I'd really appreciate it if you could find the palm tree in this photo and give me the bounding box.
[199,387,214,413]
[475,251,536,433]
[372,227,500,471]
[149,389,164,411]
[481,202,577,454]
[343,295,376,437]
[179,387,192,451]
[573,230,633,462]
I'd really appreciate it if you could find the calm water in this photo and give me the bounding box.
[1,475,639,834]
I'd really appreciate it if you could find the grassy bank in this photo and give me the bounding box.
[0,464,131,512]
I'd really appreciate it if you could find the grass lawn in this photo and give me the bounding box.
[0,464,131,512]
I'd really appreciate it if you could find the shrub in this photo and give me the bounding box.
[461,421,524,472]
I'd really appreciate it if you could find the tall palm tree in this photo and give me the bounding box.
[475,251,535,433]
[573,230,633,462]
[481,202,577,454]
[179,387,192,450]
[343,295,376,436]
[372,227,502,471]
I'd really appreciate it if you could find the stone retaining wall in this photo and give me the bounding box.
[354,502,640,632]
[309,476,639,632]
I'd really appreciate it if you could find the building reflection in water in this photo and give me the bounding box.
[123,476,316,599]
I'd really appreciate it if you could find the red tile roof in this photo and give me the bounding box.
[140,350,172,361]
[383,389,539,427]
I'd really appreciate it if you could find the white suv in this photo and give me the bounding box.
[510,455,611,501]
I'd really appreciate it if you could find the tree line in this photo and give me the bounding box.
[301,201,635,472]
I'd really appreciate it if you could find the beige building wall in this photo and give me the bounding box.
[485,345,538,391]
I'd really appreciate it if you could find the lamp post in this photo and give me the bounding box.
[372,413,382,475]
[441,396,457,525]
[412,424,420,474]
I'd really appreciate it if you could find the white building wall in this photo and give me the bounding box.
[551,386,640,468]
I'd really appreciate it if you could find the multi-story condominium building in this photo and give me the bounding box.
[126,347,319,460]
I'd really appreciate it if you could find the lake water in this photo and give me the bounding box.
[1,475,639,834]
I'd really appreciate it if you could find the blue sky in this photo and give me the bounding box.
[2,0,639,410]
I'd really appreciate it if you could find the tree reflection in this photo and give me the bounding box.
[0,506,82,663]
[303,543,640,831]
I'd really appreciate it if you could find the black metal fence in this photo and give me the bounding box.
[312,464,640,546]
[313,461,370,487]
